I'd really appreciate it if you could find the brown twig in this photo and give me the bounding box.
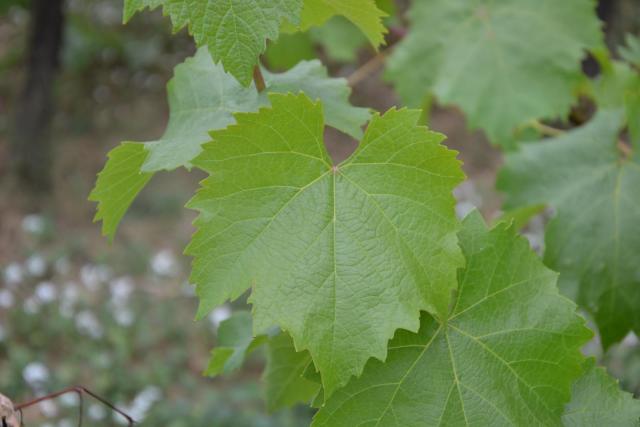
[14,386,135,426]
[253,65,266,93]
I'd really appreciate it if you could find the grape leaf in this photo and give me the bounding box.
[313,211,591,426]
[186,93,464,396]
[123,0,302,85]
[204,311,267,377]
[293,0,387,48]
[620,34,640,68]
[563,359,640,426]
[91,48,369,238]
[386,0,602,143]
[498,110,640,348]
[263,333,320,411]
[142,48,370,172]
[88,142,154,239]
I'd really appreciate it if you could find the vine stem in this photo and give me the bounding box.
[347,48,392,87]
[253,65,266,93]
[527,120,565,137]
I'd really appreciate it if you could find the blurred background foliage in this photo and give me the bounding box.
[0,0,639,425]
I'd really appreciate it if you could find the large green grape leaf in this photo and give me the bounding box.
[295,0,387,48]
[123,0,302,85]
[313,212,591,426]
[498,110,640,348]
[90,48,369,238]
[88,142,153,239]
[563,359,640,426]
[187,93,464,396]
[204,311,267,377]
[386,0,602,143]
[263,333,320,411]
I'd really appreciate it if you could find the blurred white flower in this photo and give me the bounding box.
[151,250,179,277]
[57,419,74,427]
[109,276,134,304]
[622,332,639,347]
[26,255,47,277]
[38,398,58,417]
[0,289,14,309]
[75,310,104,339]
[113,307,135,327]
[181,281,196,297]
[22,214,46,235]
[35,281,57,303]
[3,263,23,287]
[88,403,107,421]
[80,264,111,291]
[126,386,162,423]
[208,305,232,331]
[59,392,79,407]
[455,201,476,219]
[23,362,49,386]
[23,297,42,315]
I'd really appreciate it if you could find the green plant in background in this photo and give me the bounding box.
[89,0,640,425]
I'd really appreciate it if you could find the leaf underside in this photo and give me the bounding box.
[386,0,602,143]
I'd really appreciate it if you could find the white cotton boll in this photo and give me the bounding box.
[208,305,232,331]
[4,263,23,287]
[75,310,104,339]
[26,255,47,277]
[35,281,57,303]
[23,362,50,386]
[150,250,179,277]
[0,289,14,309]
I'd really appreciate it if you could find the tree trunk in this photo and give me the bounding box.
[10,0,65,193]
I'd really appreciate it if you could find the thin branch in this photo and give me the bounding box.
[14,386,135,426]
[253,65,266,93]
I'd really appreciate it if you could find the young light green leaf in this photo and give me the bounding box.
[387,0,602,143]
[123,0,302,85]
[563,359,640,426]
[263,333,320,411]
[88,142,153,240]
[91,48,369,238]
[313,212,592,426]
[498,110,640,348]
[142,48,370,172]
[293,0,387,48]
[187,93,464,396]
[204,311,267,377]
